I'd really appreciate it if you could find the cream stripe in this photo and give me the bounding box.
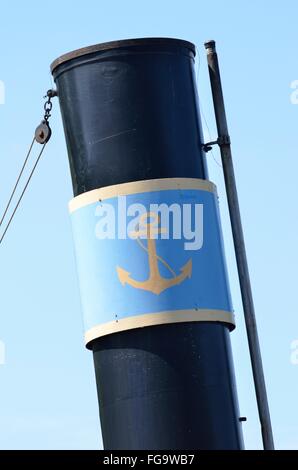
[84,309,235,347]
[69,178,217,213]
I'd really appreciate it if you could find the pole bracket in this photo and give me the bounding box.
[202,135,231,153]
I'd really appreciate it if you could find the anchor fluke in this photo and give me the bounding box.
[117,266,131,286]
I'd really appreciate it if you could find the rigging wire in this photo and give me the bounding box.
[0,142,47,245]
[0,89,56,246]
[196,49,222,168]
[0,137,35,228]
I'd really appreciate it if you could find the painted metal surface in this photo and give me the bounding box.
[52,37,243,450]
[70,178,235,344]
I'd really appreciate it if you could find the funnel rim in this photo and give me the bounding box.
[51,37,196,73]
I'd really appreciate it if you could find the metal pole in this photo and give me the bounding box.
[204,40,274,450]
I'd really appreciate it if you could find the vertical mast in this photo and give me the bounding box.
[204,40,274,450]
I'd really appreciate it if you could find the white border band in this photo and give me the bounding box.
[69,177,217,213]
[85,309,235,347]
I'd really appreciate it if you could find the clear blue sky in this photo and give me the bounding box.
[0,0,297,449]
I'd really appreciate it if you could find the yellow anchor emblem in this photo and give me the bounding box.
[117,212,192,295]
